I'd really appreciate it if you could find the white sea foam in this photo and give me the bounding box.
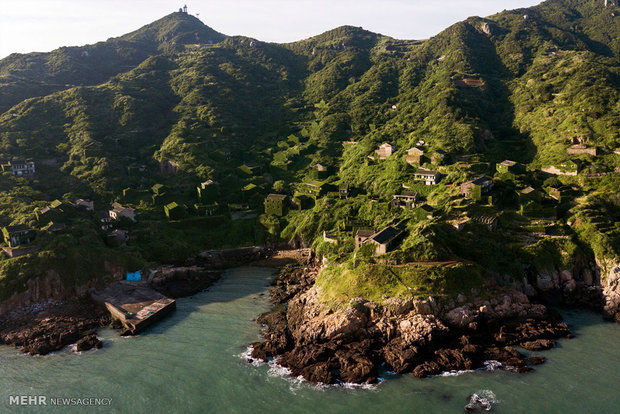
[238,345,265,367]
[465,389,499,412]
[438,369,474,377]
[482,360,503,371]
[240,347,381,391]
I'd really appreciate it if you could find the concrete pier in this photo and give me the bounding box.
[91,281,176,334]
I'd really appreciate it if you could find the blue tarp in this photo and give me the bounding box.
[126,271,142,281]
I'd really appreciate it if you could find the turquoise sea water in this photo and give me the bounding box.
[1,266,619,413]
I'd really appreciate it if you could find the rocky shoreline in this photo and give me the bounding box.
[250,259,575,385]
[0,300,108,355]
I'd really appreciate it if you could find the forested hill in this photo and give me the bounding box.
[0,0,618,303]
[0,12,225,113]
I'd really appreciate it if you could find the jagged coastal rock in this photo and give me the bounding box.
[251,258,574,384]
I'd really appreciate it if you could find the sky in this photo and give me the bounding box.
[0,0,543,59]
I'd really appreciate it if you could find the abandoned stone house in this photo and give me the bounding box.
[164,202,187,221]
[300,181,326,197]
[376,143,396,160]
[413,204,435,220]
[160,160,178,175]
[8,160,35,177]
[197,179,219,202]
[264,194,288,216]
[415,169,440,185]
[195,202,219,216]
[460,176,494,197]
[391,192,420,209]
[365,226,402,255]
[542,160,579,176]
[354,229,375,249]
[406,147,424,165]
[2,224,34,247]
[109,203,136,222]
[448,217,471,231]
[339,184,349,199]
[75,199,94,211]
[496,160,520,174]
[35,200,65,223]
[323,231,338,244]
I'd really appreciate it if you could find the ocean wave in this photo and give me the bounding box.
[238,345,267,367]
[439,369,474,377]
[239,345,380,391]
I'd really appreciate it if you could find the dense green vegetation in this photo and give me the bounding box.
[0,1,618,305]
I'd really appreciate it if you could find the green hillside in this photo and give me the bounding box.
[0,1,618,305]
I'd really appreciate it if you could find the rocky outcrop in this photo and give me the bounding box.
[0,300,109,355]
[0,262,125,316]
[251,263,573,384]
[598,258,620,322]
[149,266,221,298]
[75,334,103,352]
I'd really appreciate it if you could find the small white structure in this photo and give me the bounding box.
[109,203,136,222]
[415,169,440,185]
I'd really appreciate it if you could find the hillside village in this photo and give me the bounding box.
[1,132,615,303]
[0,0,618,309]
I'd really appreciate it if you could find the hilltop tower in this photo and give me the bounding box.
[183,5,188,13]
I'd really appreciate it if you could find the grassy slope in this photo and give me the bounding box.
[0,0,618,304]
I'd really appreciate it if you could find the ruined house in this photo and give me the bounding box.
[460,176,494,198]
[415,169,440,185]
[365,226,402,255]
[2,224,34,247]
[391,192,420,209]
[376,143,396,160]
[264,194,288,216]
[8,160,35,177]
[75,199,94,211]
[354,229,375,249]
[406,147,424,165]
[160,160,178,175]
[109,203,136,222]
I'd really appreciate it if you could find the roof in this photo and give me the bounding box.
[394,192,418,199]
[201,179,215,187]
[4,224,30,233]
[469,176,492,186]
[266,193,287,200]
[45,222,66,232]
[370,226,401,245]
[407,147,424,155]
[520,187,535,194]
[416,169,439,176]
[379,142,395,148]
[500,160,517,166]
[355,229,375,238]
[165,202,183,210]
[111,203,134,213]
